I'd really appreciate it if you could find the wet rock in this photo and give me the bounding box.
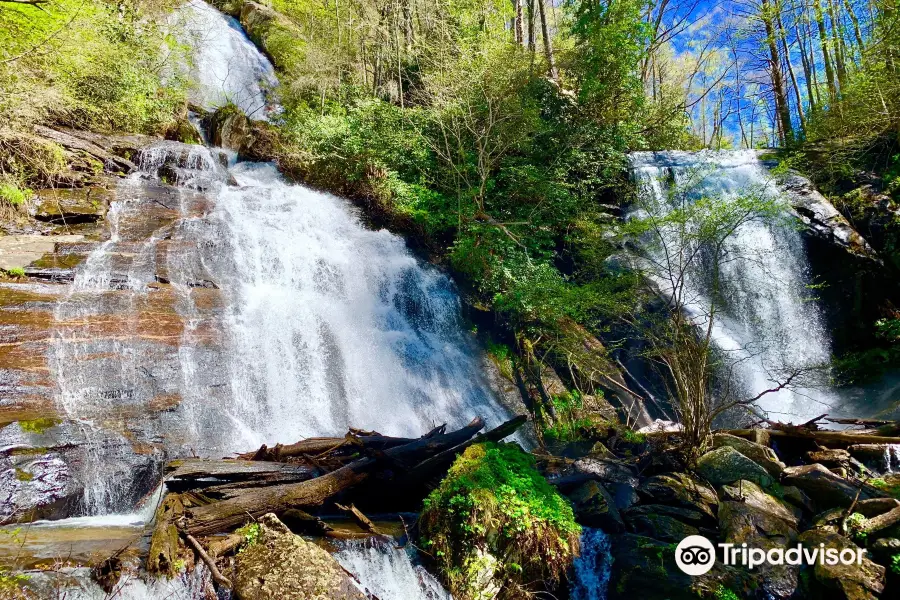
[637,472,718,520]
[568,480,624,532]
[572,457,639,511]
[778,171,878,261]
[33,187,112,224]
[0,447,82,524]
[234,513,366,600]
[209,105,253,152]
[696,446,774,488]
[0,235,86,272]
[798,528,885,600]
[718,480,799,598]
[712,433,785,477]
[782,464,884,510]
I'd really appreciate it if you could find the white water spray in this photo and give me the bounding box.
[629,150,843,423]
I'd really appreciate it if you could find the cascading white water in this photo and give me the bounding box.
[629,150,842,423]
[571,528,612,600]
[173,0,280,119]
[883,444,900,473]
[335,539,452,599]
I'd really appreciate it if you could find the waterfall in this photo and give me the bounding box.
[47,0,509,517]
[629,150,843,423]
[335,539,453,599]
[174,0,280,119]
[571,528,612,600]
[884,444,900,473]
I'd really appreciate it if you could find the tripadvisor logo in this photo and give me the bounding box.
[674,535,866,576]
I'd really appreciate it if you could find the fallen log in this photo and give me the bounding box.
[724,428,900,446]
[237,432,423,461]
[165,459,319,491]
[404,415,528,482]
[147,494,185,577]
[336,503,380,534]
[184,418,486,536]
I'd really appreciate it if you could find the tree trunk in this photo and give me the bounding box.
[777,2,807,133]
[514,0,524,45]
[184,419,486,536]
[842,0,865,54]
[763,0,795,144]
[829,0,848,87]
[795,17,817,112]
[814,0,838,97]
[527,0,535,52]
[537,0,558,81]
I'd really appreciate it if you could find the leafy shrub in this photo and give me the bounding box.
[420,443,580,598]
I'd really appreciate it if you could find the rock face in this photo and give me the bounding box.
[799,528,885,600]
[607,533,693,600]
[208,105,253,152]
[712,433,785,477]
[718,480,800,599]
[696,446,775,488]
[233,514,366,600]
[33,186,113,225]
[637,472,718,520]
[777,170,878,260]
[569,480,624,533]
[782,464,884,510]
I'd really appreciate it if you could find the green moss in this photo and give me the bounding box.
[871,477,900,499]
[13,468,33,482]
[847,512,868,543]
[420,442,580,598]
[3,267,25,279]
[621,429,647,444]
[18,418,60,434]
[0,182,30,206]
[236,522,261,552]
[715,585,740,600]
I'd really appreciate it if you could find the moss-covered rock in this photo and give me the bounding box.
[696,446,775,489]
[419,442,581,599]
[233,513,366,600]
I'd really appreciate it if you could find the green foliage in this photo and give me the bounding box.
[0,0,186,133]
[4,267,26,279]
[847,512,868,542]
[871,477,900,499]
[715,585,741,600]
[891,553,900,576]
[236,522,262,551]
[0,182,29,206]
[420,442,580,598]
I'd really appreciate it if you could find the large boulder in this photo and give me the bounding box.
[782,464,884,510]
[208,104,254,152]
[607,534,693,600]
[625,510,698,543]
[712,433,785,477]
[571,457,639,511]
[568,480,624,533]
[798,528,885,600]
[638,472,718,520]
[696,446,775,489]
[233,513,366,600]
[718,480,801,598]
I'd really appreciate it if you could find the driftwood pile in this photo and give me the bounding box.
[147,415,527,585]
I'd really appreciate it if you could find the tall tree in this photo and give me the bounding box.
[537,0,558,81]
[777,0,807,132]
[814,0,839,98]
[762,0,795,142]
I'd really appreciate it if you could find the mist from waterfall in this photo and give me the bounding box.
[629,150,843,423]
